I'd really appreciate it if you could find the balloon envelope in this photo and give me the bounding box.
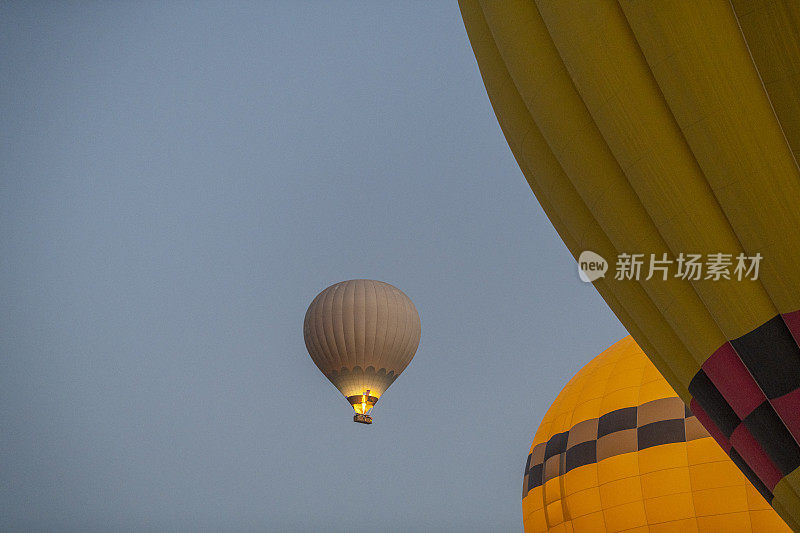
[460,0,800,527]
[524,336,790,532]
[303,279,421,418]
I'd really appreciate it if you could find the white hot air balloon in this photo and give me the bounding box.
[303,280,421,424]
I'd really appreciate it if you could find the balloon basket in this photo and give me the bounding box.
[353,413,373,425]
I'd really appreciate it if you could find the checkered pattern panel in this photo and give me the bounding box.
[523,397,702,498]
[688,312,800,503]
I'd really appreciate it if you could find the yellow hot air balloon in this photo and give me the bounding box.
[460,1,800,527]
[303,280,421,424]
[524,336,790,532]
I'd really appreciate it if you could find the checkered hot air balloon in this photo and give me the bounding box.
[460,1,800,527]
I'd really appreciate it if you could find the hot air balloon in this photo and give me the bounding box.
[524,336,790,532]
[303,280,421,424]
[459,0,800,527]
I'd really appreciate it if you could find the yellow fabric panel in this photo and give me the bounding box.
[571,398,602,424]
[525,485,544,513]
[457,0,701,395]
[773,473,800,529]
[693,485,750,516]
[546,499,566,526]
[697,512,753,533]
[599,387,639,415]
[638,442,688,475]
[774,477,800,527]
[774,498,800,532]
[607,367,646,393]
[564,487,602,520]
[563,464,598,496]
[597,453,639,485]
[732,0,800,161]
[651,518,699,533]
[603,500,648,531]
[782,468,800,502]
[532,0,777,338]
[570,511,606,533]
[689,460,747,492]
[577,374,612,403]
[618,0,800,314]
[519,337,792,531]
[527,507,548,533]
[599,476,643,509]
[638,379,680,405]
[544,476,564,506]
[640,466,692,500]
[479,0,725,360]
[686,435,728,465]
[550,412,572,436]
[644,491,696,523]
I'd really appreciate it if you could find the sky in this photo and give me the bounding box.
[0,2,627,531]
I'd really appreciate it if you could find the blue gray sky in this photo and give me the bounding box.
[1,2,626,531]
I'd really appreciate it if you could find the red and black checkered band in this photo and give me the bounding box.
[688,310,800,503]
